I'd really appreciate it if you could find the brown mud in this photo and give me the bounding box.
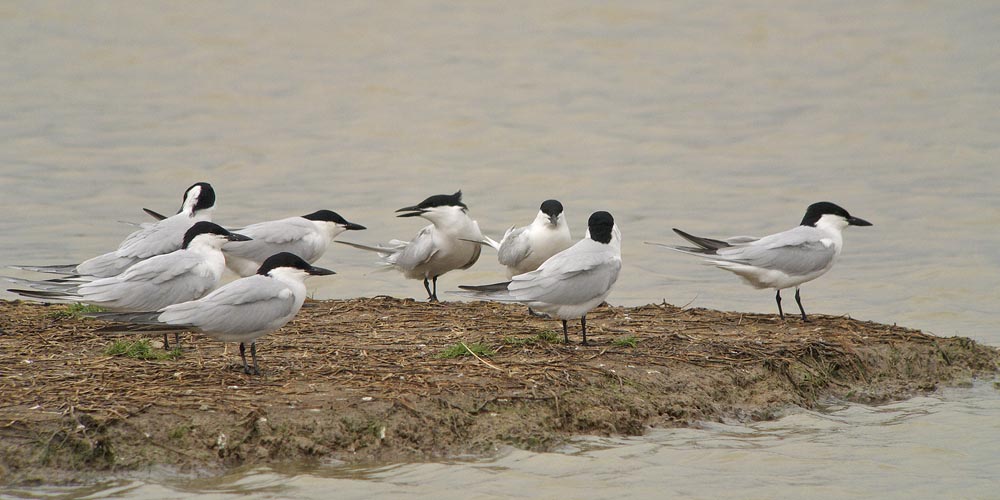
[1,297,997,486]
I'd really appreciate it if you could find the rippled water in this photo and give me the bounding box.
[1,1,998,498]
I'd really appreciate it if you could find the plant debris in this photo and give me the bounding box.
[0,297,996,485]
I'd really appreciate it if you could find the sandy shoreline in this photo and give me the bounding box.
[1,297,997,485]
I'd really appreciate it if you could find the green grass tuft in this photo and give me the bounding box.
[438,342,495,359]
[503,336,534,346]
[105,339,182,360]
[612,336,639,348]
[536,330,561,343]
[168,425,191,440]
[47,303,105,319]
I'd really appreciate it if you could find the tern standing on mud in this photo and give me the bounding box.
[90,252,334,375]
[338,191,484,302]
[457,211,621,345]
[222,209,366,277]
[13,182,217,278]
[649,201,872,321]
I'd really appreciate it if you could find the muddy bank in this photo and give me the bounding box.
[1,297,997,485]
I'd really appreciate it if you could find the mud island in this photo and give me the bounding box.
[1,297,997,485]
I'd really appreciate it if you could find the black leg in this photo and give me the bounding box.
[164,332,181,350]
[239,342,251,374]
[423,278,433,301]
[562,320,569,344]
[250,341,260,375]
[794,287,808,322]
[431,276,440,302]
[581,316,588,346]
[775,289,785,320]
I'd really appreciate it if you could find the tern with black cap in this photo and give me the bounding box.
[338,191,484,301]
[222,209,366,277]
[7,221,249,311]
[456,211,622,345]
[12,182,218,278]
[648,201,872,321]
[479,199,573,279]
[88,252,334,375]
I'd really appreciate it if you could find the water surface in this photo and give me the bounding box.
[1,1,997,498]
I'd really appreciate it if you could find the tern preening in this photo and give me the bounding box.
[222,209,366,277]
[12,182,217,278]
[89,252,334,375]
[338,191,484,302]
[649,201,872,321]
[457,211,621,345]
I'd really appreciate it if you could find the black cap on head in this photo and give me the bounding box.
[396,190,467,216]
[256,252,335,276]
[182,182,216,213]
[303,210,348,224]
[587,211,615,244]
[181,221,241,248]
[539,199,564,218]
[303,209,367,230]
[800,201,872,227]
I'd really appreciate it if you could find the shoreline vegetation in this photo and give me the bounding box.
[1,297,997,485]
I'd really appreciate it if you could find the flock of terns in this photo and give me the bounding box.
[6,182,872,375]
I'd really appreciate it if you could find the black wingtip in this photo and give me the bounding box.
[458,281,512,293]
[7,288,63,299]
[672,228,730,251]
[143,208,168,221]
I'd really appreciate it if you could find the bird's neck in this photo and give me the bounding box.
[813,219,845,253]
[429,213,480,238]
[187,207,215,221]
[312,220,345,242]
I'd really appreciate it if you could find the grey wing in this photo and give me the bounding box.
[158,276,296,338]
[226,219,320,263]
[117,214,193,259]
[75,252,142,277]
[716,229,835,276]
[508,246,621,305]
[80,253,217,309]
[496,226,531,268]
[115,251,204,284]
[391,226,437,271]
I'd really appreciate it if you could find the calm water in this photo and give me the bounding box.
[1,1,998,498]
